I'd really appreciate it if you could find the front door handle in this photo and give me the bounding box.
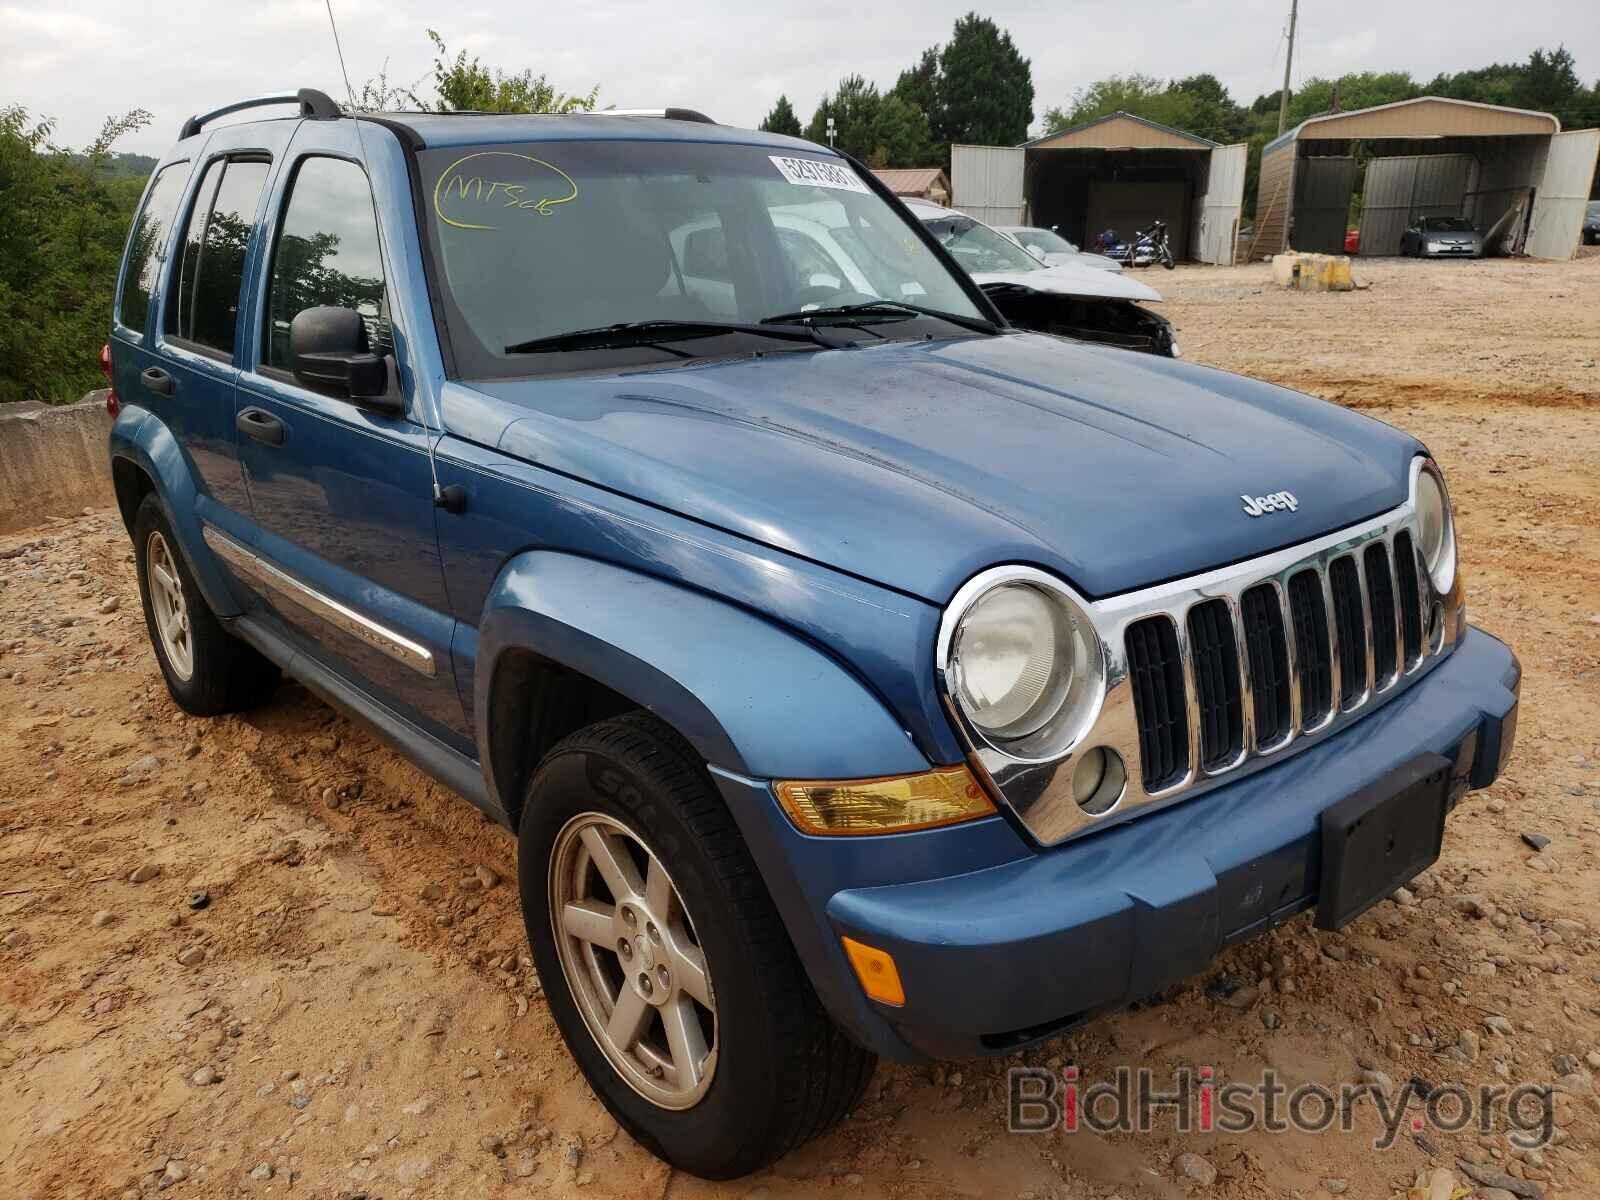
[236,406,286,447]
[141,367,174,396]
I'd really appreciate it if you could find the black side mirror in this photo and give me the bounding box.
[289,306,395,410]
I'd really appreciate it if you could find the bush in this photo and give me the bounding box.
[0,105,150,405]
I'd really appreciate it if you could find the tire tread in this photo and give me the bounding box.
[531,711,874,1176]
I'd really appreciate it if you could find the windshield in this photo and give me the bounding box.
[1424,217,1475,232]
[917,213,1041,274]
[1008,227,1077,255]
[1588,201,1600,217]
[418,140,985,377]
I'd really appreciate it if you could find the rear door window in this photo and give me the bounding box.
[165,157,271,356]
[263,156,389,371]
[119,163,191,334]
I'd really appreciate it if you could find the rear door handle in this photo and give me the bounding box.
[141,367,174,396]
[236,406,286,447]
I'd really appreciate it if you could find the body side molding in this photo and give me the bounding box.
[201,524,436,677]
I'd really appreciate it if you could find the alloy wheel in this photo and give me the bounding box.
[548,812,718,1109]
[146,531,194,681]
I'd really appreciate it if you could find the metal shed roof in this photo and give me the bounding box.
[871,167,949,194]
[1264,95,1561,154]
[1023,111,1216,152]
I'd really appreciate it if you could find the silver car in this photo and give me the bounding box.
[997,225,1124,272]
[1400,215,1483,258]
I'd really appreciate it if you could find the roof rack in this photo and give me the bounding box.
[580,107,718,125]
[179,88,341,140]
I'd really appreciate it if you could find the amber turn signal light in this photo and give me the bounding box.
[841,936,906,1007]
[773,765,995,836]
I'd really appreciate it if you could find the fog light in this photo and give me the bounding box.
[1071,747,1126,816]
[774,766,994,836]
[841,936,905,1007]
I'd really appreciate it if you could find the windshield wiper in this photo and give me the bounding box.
[505,319,845,356]
[760,300,997,335]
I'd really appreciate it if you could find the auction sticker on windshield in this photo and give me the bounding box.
[769,156,870,194]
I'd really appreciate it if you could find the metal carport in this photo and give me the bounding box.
[951,113,1248,265]
[1249,96,1599,260]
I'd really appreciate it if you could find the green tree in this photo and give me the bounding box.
[1044,74,1202,134]
[1043,73,1249,143]
[806,75,885,160]
[870,93,937,168]
[1428,47,1600,130]
[1270,71,1420,128]
[893,46,944,139]
[0,105,151,405]
[417,30,598,113]
[759,95,802,138]
[805,77,936,167]
[938,13,1033,146]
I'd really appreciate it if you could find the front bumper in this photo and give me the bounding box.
[715,626,1518,1062]
[1421,242,1483,257]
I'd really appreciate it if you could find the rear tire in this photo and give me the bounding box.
[518,711,875,1179]
[133,494,279,715]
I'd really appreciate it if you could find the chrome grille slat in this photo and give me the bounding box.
[1277,579,1303,743]
[1393,529,1425,671]
[1353,549,1378,698]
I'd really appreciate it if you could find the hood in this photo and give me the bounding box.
[1040,251,1123,273]
[974,264,1162,303]
[450,334,1419,603]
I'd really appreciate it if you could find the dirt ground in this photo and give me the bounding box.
[3,255,1598,1200]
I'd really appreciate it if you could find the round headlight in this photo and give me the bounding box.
[949,580,1101,745]
[1415,464,1456,593]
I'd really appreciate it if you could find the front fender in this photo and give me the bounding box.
[109,406,245,618]
[475,551,930,811]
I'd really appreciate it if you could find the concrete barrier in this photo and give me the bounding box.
[0,392,114,533]
[1270,252,1356,292]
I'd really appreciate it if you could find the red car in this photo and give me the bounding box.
[1344,229,1360,255]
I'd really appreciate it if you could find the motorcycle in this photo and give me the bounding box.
[1091,228,1131,263]
[1129,220,1176,270]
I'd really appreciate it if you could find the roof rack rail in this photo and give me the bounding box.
[179,88,341,140]
[579,107,718,125]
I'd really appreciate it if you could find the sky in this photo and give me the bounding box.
[5,1,1597,156]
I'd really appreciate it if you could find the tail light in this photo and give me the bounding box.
[101,343,119,416]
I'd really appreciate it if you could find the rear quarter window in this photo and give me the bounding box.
[119,163,191,335]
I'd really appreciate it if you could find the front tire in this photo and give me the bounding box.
[518,712,875,1179]
[133,494,279,715]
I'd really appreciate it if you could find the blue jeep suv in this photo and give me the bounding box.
[106,90,1520,1178]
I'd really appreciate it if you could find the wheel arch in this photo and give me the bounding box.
[476,551,930,828]
[109,407,245,618]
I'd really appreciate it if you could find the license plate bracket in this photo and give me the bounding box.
[1315,753,1451,930]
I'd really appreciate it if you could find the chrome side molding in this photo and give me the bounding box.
[200,524,436,678]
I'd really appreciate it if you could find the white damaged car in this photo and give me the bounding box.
[907,199,1178,357]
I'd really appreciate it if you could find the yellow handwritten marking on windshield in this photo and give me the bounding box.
[432,151,579,230]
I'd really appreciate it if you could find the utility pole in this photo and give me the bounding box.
[1277,0,1299,135]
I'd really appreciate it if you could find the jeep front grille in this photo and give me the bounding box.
[1123,528,1438,801]
[944,461,1463,849]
